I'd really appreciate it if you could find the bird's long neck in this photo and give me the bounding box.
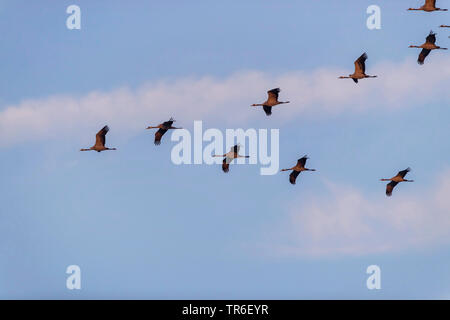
[339,76,351,79]
[146,126,158,129]
[409,45,420,48]
[252,103,264,106]
[281,167,294,171]
[106,148,117,151]
[380,179,391,181]
[306,168,316,171]
[407,8,421,11]
[80,148,92,151]
[403,179,414,182]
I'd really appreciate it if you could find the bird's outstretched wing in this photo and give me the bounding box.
[222,158,230,173]
[162,119,174,128]
[263,106,272,116]
[354,53,368,74]
[95,125,109,147]
[398,167,411,178]
[426,0,436,8]
[267,88,280,102]
[418,49,431,65]
[289,170,301,185]
[154,128,168,145]
[231,144,240,154]
[297,156,308,168]
[426,31,436,44]
[386,181,399,197]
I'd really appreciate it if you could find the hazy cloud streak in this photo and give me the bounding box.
[0,56,449,147]
[269,170,450,257]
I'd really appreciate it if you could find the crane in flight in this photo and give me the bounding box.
[409,31,448,64]
[80,125,117,152]
[408,0,447,12]
[338,53,377,84]
[251,88,290,116]
[380,168,414,197]
[146,117,182,145]
[213,145,249,173]
[281,156,316,185]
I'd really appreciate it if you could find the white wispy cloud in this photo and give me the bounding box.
[268,170,450,257]
[0,56,449,147]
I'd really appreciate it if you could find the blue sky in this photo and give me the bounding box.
[0,0,450,299]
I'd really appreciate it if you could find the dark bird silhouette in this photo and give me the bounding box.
[213,145,249,173]
[408,0,447,12]
[338,53,377,83]
[281,155,316,185]
[251,88,290,116]
[409,31,448,64]
[380,168,414,197]
[80,125,117,152]
[146,117,182,145]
